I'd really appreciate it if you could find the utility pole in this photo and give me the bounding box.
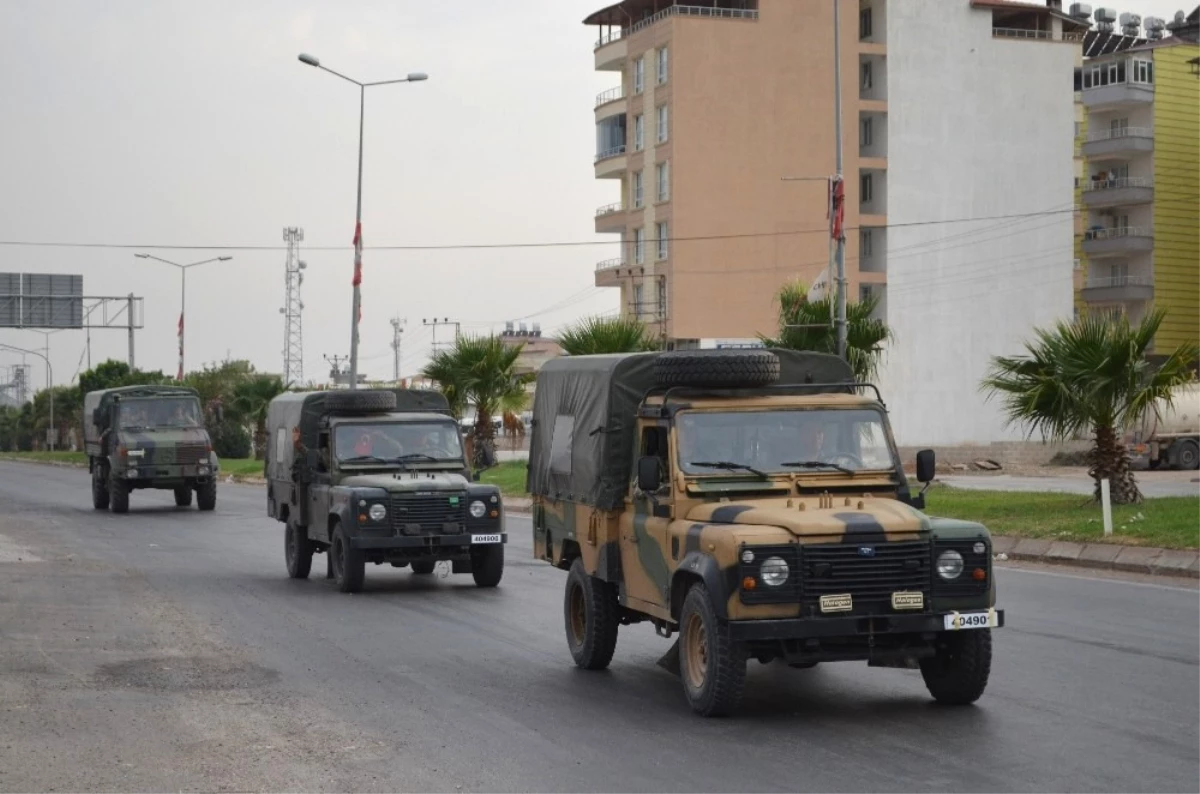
[832,0,848,360]
[422,317,460,355]
[390,317,407,382]
[282,227,306,386]
[127,292,136,368]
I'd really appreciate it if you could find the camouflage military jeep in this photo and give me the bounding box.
[527,348,1004,717]
[264,388,506,593]
[83,384,219,514]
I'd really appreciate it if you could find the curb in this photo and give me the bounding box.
[992,535,1199,579]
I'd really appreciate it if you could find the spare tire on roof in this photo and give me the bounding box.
[653,349,780,389]
[324,389,397,415]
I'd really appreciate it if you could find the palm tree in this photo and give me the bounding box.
[231,374,287,459]
[981,309,1198,505]
[758,279,892,382]
[421,335,533,467]
[557,314,661,355]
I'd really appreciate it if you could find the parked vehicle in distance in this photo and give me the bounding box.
[1126,382,1200,470]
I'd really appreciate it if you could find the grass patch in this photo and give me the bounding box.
[0,450,264,478]
[480,460,528,497]
[929,485,1199,550]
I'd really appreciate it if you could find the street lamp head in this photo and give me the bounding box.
[407,72,429,82]
[135,253,149,259]
[298,53,320,67]
[218,256,232,261]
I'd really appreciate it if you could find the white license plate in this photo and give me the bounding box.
[471,534,502,544]
[944,610,997,630]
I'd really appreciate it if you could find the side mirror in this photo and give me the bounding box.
[92,408,104,426]
[915,449,936,484]
[471,471,481,482]
[637,456,662,494]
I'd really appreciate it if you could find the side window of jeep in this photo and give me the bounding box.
[640,426,669,484]
[317,432,331,473]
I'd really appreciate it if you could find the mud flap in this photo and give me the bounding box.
[656,639,681,677]
[326,551,334,579]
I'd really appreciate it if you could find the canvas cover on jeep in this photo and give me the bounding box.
[526,349,856,510]
[83,384,202,446]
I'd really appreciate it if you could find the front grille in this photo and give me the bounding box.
[933,539,991,597]
[738,544,802,604]
[801,541,931,606]
[139,443,208,466]
[390,493,468,535]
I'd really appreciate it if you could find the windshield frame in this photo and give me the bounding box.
[115,396,203,430]
[672,405,901,478]
[332,419,466,468]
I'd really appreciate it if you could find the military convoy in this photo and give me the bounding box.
[83,384,219,513]
[526,348,1004,717]
[263,388,506,593]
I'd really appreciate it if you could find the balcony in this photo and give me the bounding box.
[1082,127,1154,161]
[595,202,626,233]
[594,257,625,288]
[594,29,627,71]
[1080,177,1154,209]
[1081,275,1154,304]
[1083,82,1154,110]
[1081,226,1154,258]
[595,145,627,179]
[591,3,759,69]
[595,85,626,120]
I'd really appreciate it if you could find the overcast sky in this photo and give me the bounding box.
[0,0,1185,390]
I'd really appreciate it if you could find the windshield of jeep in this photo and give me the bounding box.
[117,397,201,430]
[334,421,463,466]
[676,408,896,475]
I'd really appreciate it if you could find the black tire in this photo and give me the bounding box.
[196,479,217,511]
[109,475,130,514]
[653,349,780,389]
[564,558,619,670]
[91,466,110,510]
[920,629,992,705]
[331,523,365,593]
[324,389,397,415]
[470,544,504,588]
[410,560,436,575]
[285,523,313,579]
[174,487,192,507]
[1177,440,1199,471]
[678,583,747,717]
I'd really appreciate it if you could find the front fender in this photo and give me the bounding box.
[670,551,735,621]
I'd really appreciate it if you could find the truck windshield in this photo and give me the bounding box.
[118,398,201,429]
[334,422,463,465]
[676,408,897,475]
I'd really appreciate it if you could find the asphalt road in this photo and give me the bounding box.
[1,461,1197,793]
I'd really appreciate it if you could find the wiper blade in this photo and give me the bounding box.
[690,460,768,478]
[391,453,440,463]
[339,455,389,464]
[780,460,854,474]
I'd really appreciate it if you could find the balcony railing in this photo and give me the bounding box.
[596,86,625,108]
[1083,176,1153,191]
[1086,275,1154,289]
[596,257,625,272]
[595,4,759,46]
[1086,126,1153,142]
[595,202,625,217]
[993,27,1053,40]
[1083,225,1151,241]
[595,145,627,163]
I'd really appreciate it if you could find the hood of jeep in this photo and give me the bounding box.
[339,470,469,492]
[686,497,927,537]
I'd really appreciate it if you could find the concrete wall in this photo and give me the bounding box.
[878,0,1077,445]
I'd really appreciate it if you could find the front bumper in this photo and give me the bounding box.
[728,609,1005,642]
[123,463,214,482]
[351,532,508,551]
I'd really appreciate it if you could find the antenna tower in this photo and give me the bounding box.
[390,317,407,382]
[281,227,306,385]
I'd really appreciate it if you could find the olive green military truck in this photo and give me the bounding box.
[264,388,506,593]
[83,384,219,514]
[527,349,1004,717]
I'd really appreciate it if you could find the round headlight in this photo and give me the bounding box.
[368,503,387,522]
[741,549,755,564]
[973,541,987,554]
[760,556,789,587]
[937,550,964,580]
[469,500,487,518]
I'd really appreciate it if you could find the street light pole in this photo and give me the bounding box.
[297,52,428,390]
[0,342,53,451]
[134,254,232,379]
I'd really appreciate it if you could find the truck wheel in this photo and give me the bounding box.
[654,349,780,389]
[470,544,504,588]
[678,583,747,717]
[331,524,365,593]
[920,629,992,705]
[410,560,436,575]
[92,466,110,510]
[1177,440,1199,471]
[324,389,397,415]
[174,487,193,507]
[285,523,313,579]
[196,479,217,511]
[564,558,619,670]
[109,475,130,514]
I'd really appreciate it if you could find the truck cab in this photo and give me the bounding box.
[265,388,506,593]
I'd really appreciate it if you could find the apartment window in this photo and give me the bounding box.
[657,277,667,319]
[657,47,668,84]
[634,57,645,94]
[861,117,873,148]
[861,228,873,258]
[656,161,669,202]
[632,283,644,316]
[859,7,872,39]
[632,170,644,209]
[860,284,874,302]
[1110,117,1129,135]
[1131,58,1153,84]
[634,227,645,264]
[656,221,669,260]
[861,173,874,204]
[634,114,644,151]
[1074,121,1082,137]
[861,61,873,91]
[656,104,669,142]
[1109,262,1129,281]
